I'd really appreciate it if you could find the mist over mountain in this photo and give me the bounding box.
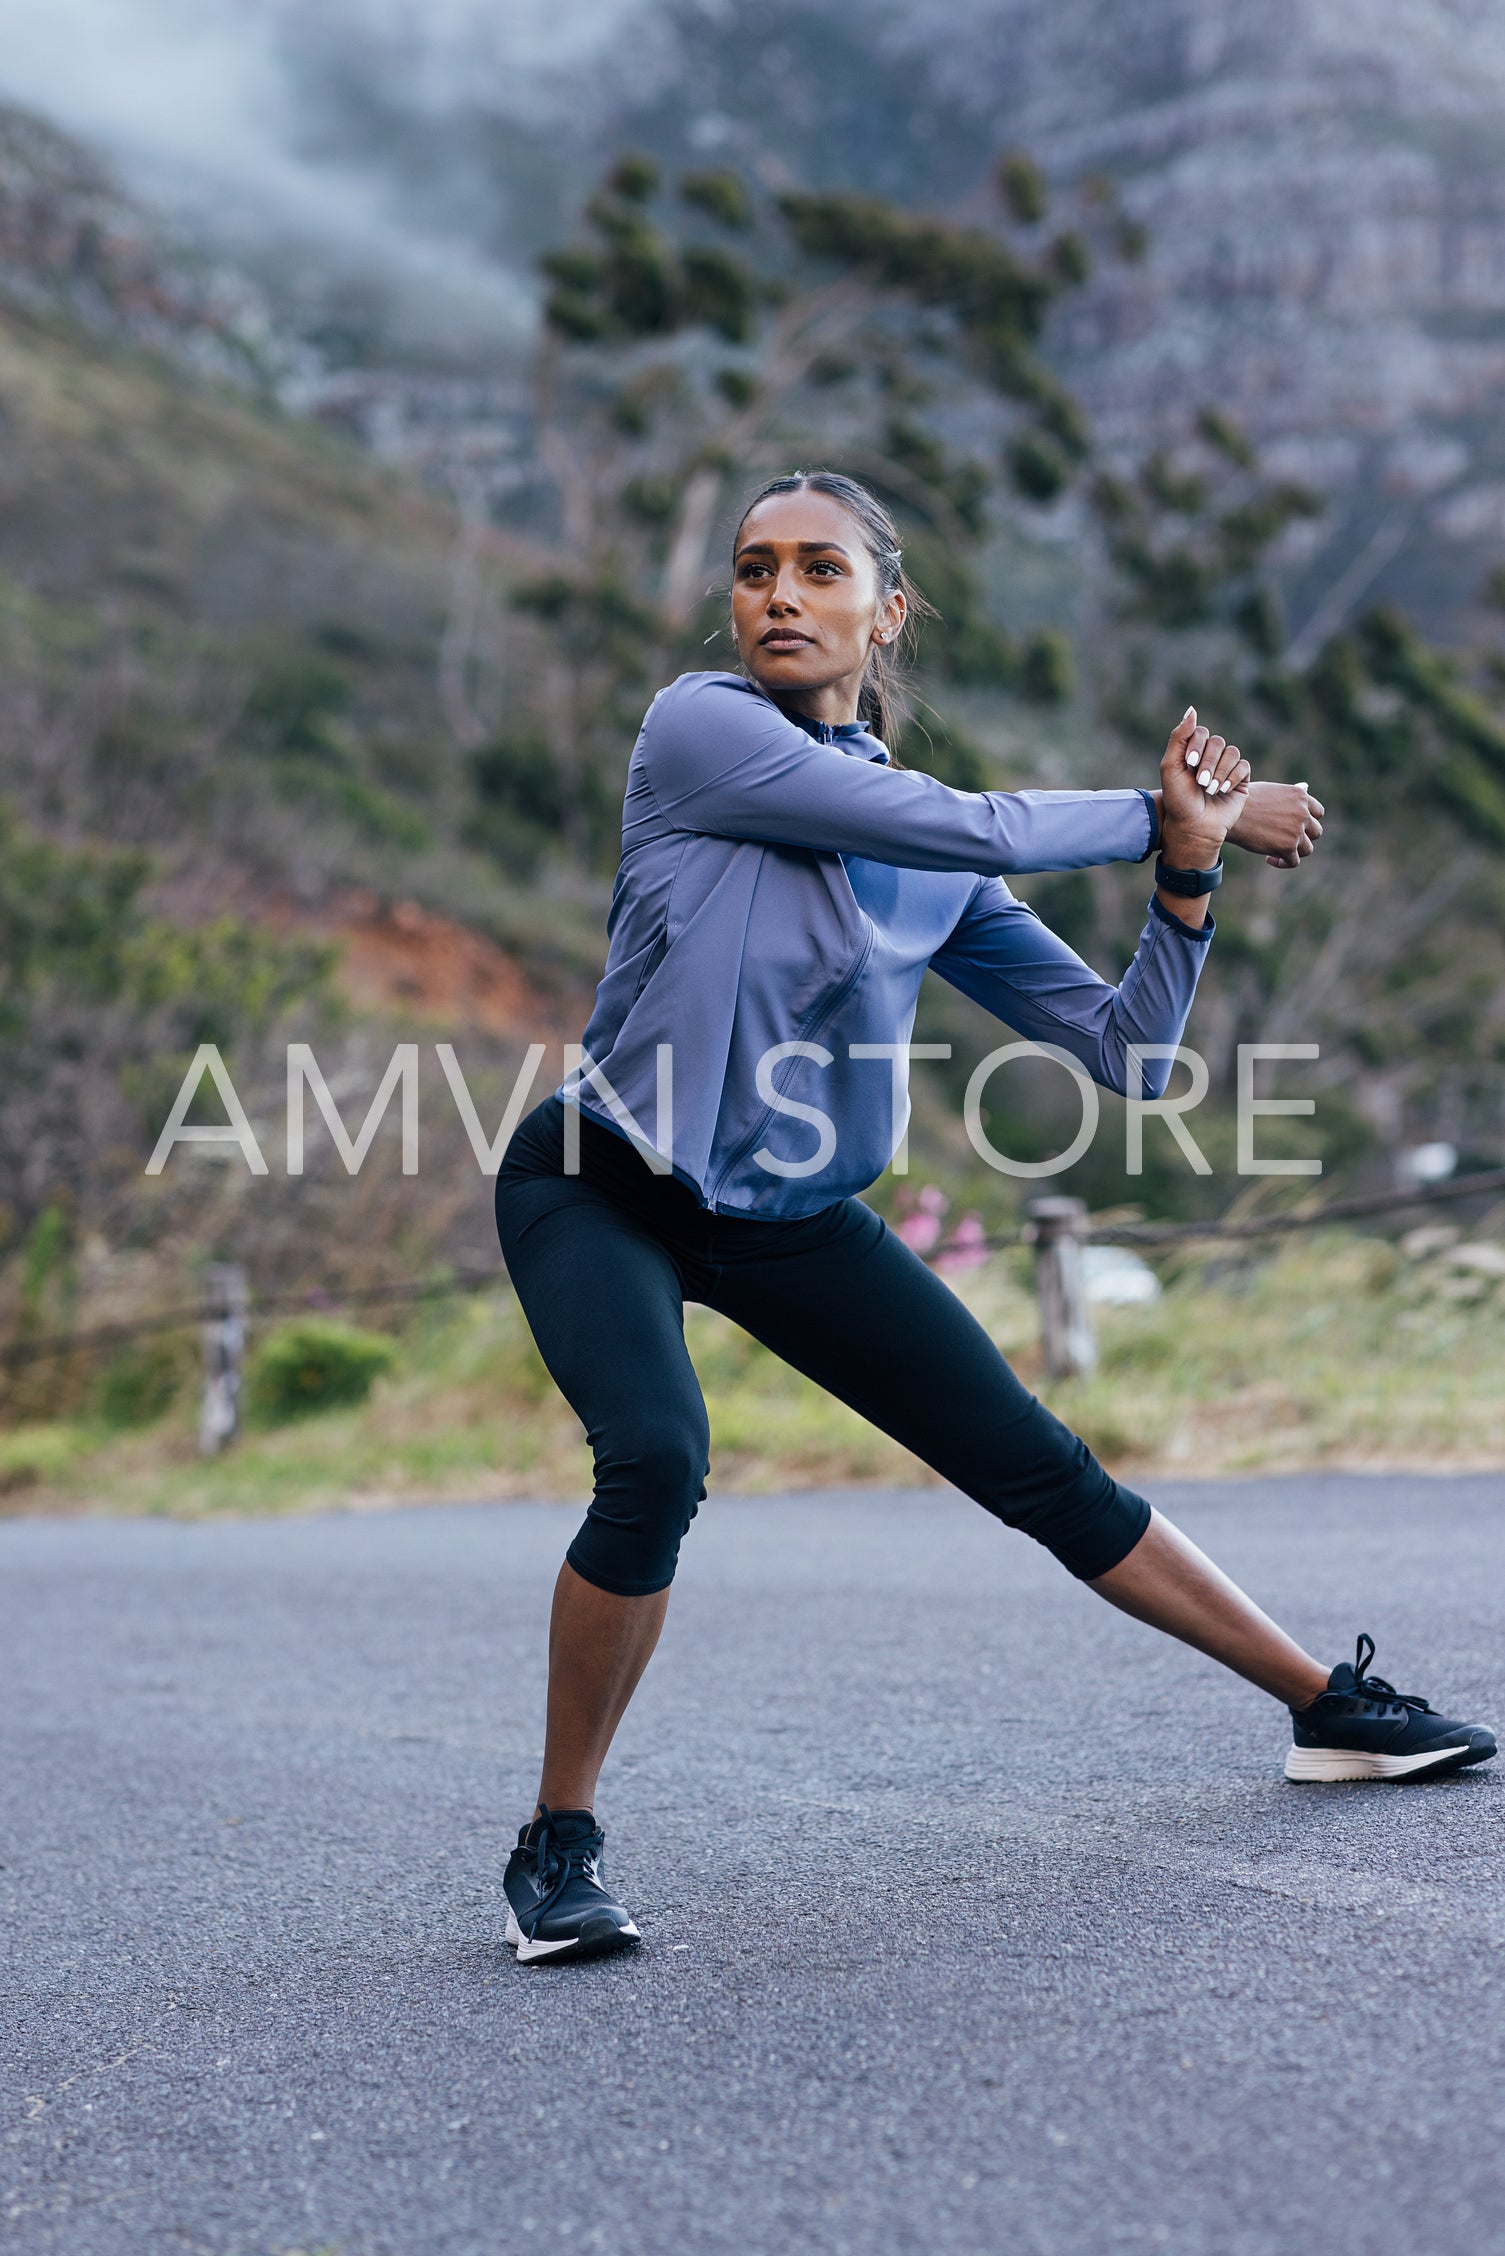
[5,0,1505,635]
[0,0,597,357]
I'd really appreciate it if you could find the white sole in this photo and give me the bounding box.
[1285,1742,1475,1781]
[504,1905,640,1963]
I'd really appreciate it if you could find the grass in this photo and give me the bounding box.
[3,1227,1502,1522]
[1049,1228,1505,1473]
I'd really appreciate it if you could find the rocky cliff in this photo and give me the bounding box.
[903,0,1505,639]
[9,2,1505,635]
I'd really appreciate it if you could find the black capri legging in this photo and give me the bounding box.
[494,1094,1151,1598]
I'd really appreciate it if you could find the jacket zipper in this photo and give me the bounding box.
[705,921,876,1209]
[703,718,873,1208]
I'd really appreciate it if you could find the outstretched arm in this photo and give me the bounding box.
[637,673,1157,875]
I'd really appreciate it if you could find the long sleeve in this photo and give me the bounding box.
[929,877,1213,1097]
[637,673,1156,876]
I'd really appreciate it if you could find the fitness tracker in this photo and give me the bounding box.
[1154,854,1224,897]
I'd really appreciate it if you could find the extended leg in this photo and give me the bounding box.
[1088,1509,1326,1706]
[712,1200,1325,1705]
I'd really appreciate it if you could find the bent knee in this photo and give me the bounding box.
[568,1413,710,1596]
[597,1414,710,1504]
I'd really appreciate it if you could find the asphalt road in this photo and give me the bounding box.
[2,1476,1503,2256]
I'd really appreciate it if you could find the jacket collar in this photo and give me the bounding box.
[786,707,891,765]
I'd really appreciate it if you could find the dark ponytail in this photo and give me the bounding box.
[730,469,933,755]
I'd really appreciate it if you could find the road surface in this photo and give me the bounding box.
[2,1476,1502,2255]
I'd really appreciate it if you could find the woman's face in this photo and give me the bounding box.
[731,489,905,718]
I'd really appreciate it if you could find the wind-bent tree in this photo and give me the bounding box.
[537,148,1097,617]
[1087,409,1505,851]
[1073,407,1505,1165]
[476,148,1143,869]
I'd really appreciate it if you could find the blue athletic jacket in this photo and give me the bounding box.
[556,671,1213,1217]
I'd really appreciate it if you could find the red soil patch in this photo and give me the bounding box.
[265,889,579,1036]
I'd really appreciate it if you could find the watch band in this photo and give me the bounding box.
[1155,854,1224,897]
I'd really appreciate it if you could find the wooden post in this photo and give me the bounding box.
[199,1263,248,1456]
[1027,1197,1096,1380]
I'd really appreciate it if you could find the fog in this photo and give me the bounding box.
[0,0,638,158]
[0,0,643,348]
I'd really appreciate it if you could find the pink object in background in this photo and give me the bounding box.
[892,1187,992,1273]
[893,1182,949,1254]
[934,1210,989,1276]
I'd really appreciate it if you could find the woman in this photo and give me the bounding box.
[494,470,1495,1964]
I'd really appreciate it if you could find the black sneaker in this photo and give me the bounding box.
[503,1805,641,1964]
[1286,1634,1498,1782]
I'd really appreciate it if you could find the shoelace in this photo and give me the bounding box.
[520,1804,606,1940]
[1346,1631,1434,1716]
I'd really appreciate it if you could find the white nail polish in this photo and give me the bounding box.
[1198,770,1212,787]
[1182,705,1196,722]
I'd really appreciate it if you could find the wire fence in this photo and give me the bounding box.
[3,1159,1502,1377]
[959,1161,1505,1257]
[0,1270,501,1372]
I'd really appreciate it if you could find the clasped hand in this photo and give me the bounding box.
[1159,707,1324,869]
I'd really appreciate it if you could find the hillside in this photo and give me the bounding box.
[0,283,597,942]
[0,281,606,1388]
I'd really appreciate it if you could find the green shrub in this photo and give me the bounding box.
[679,168,753,231]
[247,1318,397,1423]
[1019,628,1074,703]
[274,765,432,850]
[0,1424,90,1493]
[997,150,1048,226]
[95,1336,186,1429]
[468,733,565,830]
[895,720,989,791]
[1006,431,1069,504]
[244,653,351,760]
